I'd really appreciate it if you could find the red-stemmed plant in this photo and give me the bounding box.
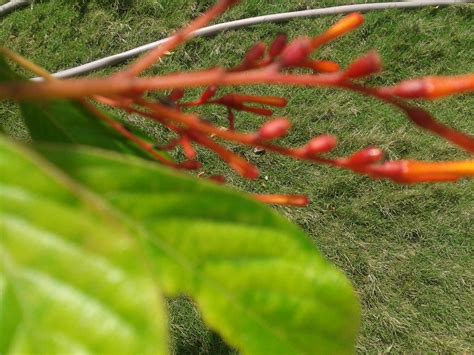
[1,0,473,206]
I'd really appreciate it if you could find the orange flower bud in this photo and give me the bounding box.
[403,160,474,183]
[306,60,340,73]
[252,194,309,207]
[180,136,196,159]
[312,13,364,48]
[389,74,474,99]
[370,160,474,183]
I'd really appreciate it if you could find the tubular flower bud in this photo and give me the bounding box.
[370,160,474,183]
[238,106,273,116]
[344,51,382,79]
[304,135,337,155]
[347,147,384,166]
[280,38,313,67]
[252,194,309,207]
[247,95,287,107]
[269,34,288,58]
[312,13,364,48]
[404,107,474,153]
[180,136,197,159]
[402,160,474,183]
[258,119,291,140]
[387,74,474,99]
[244,43,266,65]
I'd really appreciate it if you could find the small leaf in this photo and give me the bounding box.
[0,137,168,354]
[0,56,152,158]
[40,143,360,354]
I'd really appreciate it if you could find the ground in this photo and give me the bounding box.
[1,0,473,353]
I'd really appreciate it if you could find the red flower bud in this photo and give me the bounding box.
[304,135,337,155]
[347,147,383,166]
[180,136,196,159]
[244,43,266,65]
[258,119,291,140]
[344,51,381,79]
[306,60,340,73]
[269,34,287,58]
[280,38,312,67]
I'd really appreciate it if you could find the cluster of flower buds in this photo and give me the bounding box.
[1,0,473,206]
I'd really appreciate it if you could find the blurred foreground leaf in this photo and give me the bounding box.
[0,56,152,158]
[39,143,360,354]
[0,137,168,354]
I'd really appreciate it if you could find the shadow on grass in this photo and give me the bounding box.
[25,0,135,17]
[70,0,134,17]
[168,296,237,355]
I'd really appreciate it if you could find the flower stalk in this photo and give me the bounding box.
[1,0,473,206]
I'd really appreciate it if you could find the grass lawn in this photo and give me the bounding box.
[1,0,473,353]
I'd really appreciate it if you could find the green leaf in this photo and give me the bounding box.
[0,137,168,354]
[0,56,154,158]
[39,143,360,354]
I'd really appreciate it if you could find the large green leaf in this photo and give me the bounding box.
[0,137,168,354]
[0,56,153,158]
[39,143,360,354]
